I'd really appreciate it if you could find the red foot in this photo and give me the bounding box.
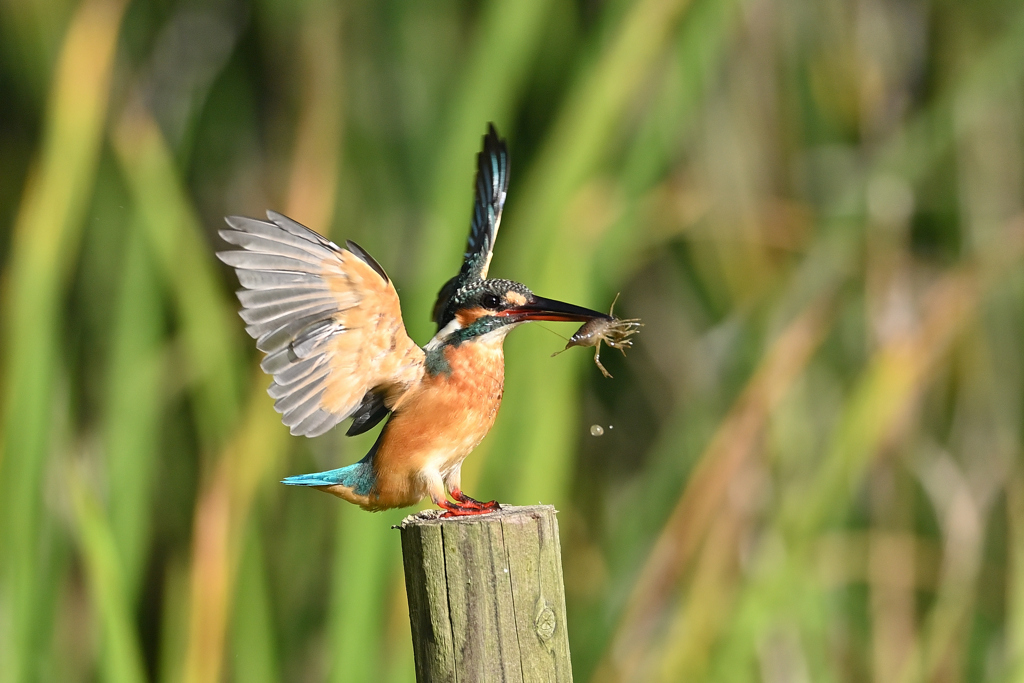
[451,488,501,511]
[438,499,500,517]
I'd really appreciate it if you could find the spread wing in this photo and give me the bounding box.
[432,123,509,327]
[217,211,424,437]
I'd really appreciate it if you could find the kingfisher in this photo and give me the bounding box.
[217,124,609,516]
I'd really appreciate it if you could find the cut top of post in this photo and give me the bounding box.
[398,504,560,527]
[398,505,573,683]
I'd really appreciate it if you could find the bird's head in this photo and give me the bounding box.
[437,278,611,344]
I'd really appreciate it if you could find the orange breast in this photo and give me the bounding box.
[364,339,505,509]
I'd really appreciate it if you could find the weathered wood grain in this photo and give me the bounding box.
[398,505,573,683]
[400,521,457,682]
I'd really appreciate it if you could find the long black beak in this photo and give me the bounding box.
[498,295,611,323]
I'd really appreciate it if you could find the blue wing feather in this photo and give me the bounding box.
[464,123,508,279]
[432,123,509,327]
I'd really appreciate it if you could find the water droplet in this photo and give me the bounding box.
[590,425,604,436]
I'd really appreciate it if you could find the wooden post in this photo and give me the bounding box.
[398,505,573,683]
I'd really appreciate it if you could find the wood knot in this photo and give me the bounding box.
[534,599,556,641]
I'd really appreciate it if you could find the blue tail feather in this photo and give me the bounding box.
[283,423,383,497]
[281,467,352,487]
[281,461,374,495]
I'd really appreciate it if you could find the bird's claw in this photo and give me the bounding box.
[461,498,500,511]
[440,506,498,518]
[451,489,500,510]
[439,492,502,517]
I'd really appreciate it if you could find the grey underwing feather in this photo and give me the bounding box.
[235,270,319,290]
[281,387,330,429]
[252,311,334,352]
[238,300,337,327]
[225,215,339,253]
[219,230,333,264]
[217,251,317,273]
[236,287,327,306]
[295,409,341,438]
[273,356,325,386]
[268,365,330,399]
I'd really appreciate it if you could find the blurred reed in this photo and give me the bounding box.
[1,0,1024,682]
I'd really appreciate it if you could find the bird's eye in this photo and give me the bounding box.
[482,293,502,309]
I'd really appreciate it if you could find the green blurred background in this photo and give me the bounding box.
[2,0,1024,681]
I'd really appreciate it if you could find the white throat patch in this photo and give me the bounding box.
[425,317,463,350]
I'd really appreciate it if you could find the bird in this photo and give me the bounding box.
[216,124,610,516]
